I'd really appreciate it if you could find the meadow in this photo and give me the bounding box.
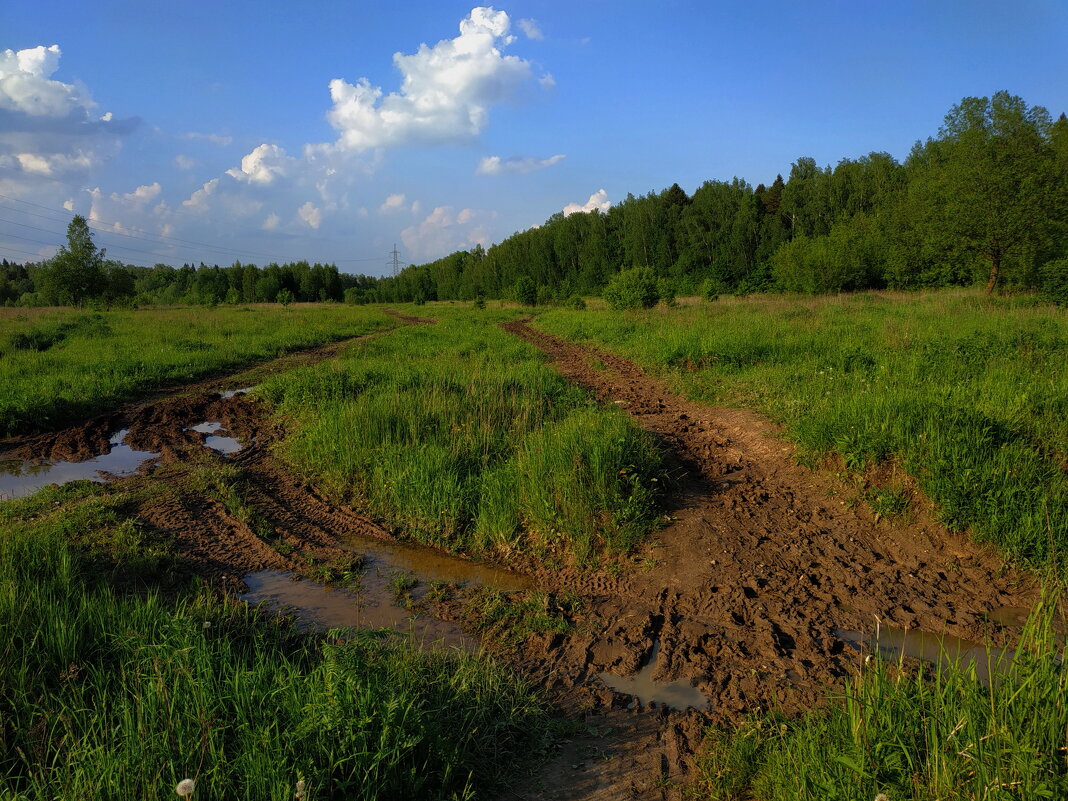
[0,304,395,437]
[536,290,1068,570]
[258,306,666,565]
[0,480,555,800]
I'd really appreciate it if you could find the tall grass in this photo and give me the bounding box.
[536,290,1068,569]
[696,597,1068,800]
[0,483,552,800]
[259,308,665,564]
[0,304,394,436]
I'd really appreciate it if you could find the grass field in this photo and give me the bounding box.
[0,304,395,437]
[0,481,554,800]
[535,290,1068,570]
[259,306,666,565]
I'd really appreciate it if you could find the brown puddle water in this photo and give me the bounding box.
[0,430,159,501]
[240,570,469,649]
[241,537,529,649]
[837,626,1013,684]
[598,641,710,710]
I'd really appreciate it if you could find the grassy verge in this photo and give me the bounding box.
[258,306,666,566]
[695,597,1068,800]
[0,304,395,437]
[0,481,554,800]
[535,290,1068,570]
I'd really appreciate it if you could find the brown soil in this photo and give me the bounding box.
[498,320,1038,800]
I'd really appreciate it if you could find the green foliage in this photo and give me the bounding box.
[513,276,537,306]
[602,267,659,310]
[276,288,295,306]
[1040,258,1068,306]
[473,293,487,310]
[696,597,1068,800]
[564,295,587,310]
[36,215,106,305]
[0,496,552,799]
[260,308,666,564]
[701,277,725,302]
[537,289,1068,570]
[0,305,394,437]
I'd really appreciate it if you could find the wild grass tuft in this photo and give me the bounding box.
[260,308,667,565]
[695,595,1068,800]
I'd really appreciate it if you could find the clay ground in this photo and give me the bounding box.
[0,315,1041,801]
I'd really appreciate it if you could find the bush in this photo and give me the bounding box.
[473,293,486,310]
[701,277,725,302]
[564,295,586,311]
[1040,258,1068,306]
[602,267,659,311]
[657,278,678,307]
[513,276,537,306]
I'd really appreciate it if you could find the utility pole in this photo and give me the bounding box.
[390,244,400,277]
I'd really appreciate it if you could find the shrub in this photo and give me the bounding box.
[657,278,678,307]
[513,276,537,306]
[564,295,586,311]
[701,277,725,302]
[602,267,659,310]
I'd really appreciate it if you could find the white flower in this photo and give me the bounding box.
[176,778,195,797]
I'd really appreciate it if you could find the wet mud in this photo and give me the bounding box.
[496,320,1039,800]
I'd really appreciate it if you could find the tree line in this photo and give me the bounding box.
[0,215,378,307]
[378,91,1068,303]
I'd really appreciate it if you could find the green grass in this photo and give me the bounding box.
[535,290,1068,569]
[695,596,1068,800]
[0,482,554,800]
[259,307,666,565]
[0,304,395,436]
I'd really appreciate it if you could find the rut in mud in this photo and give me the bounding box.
[496,320,1038,793]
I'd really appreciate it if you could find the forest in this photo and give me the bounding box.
[378,91,1068,304]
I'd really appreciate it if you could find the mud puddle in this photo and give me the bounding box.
[240,570,468,648]
[219,387,253,399]
[0,429,159,500]
[187,422,243,455]
[240,530,529,648]
[598,640,709,710]
[838,626,1012,683]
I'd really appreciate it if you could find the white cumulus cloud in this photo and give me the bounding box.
[563,188,610,216]
[324,6,545,151]
[298,201,322,229]
[476,153,565,175]
[0,45,91,118]
[226,143,293,185]
[379,193,406,212]
[518,18,543,40]
[401,205,495,260]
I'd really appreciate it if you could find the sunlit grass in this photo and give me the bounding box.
[0,304,395,436]
[0,482,553,800]
[259,307,666,565]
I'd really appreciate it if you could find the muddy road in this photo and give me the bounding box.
[497,319,1038,799]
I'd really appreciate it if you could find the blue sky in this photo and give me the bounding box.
[2,1,1066,274]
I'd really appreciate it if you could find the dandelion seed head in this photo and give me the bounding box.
[176,778,195,797]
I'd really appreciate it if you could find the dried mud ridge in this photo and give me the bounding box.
[499,320,1038,799]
